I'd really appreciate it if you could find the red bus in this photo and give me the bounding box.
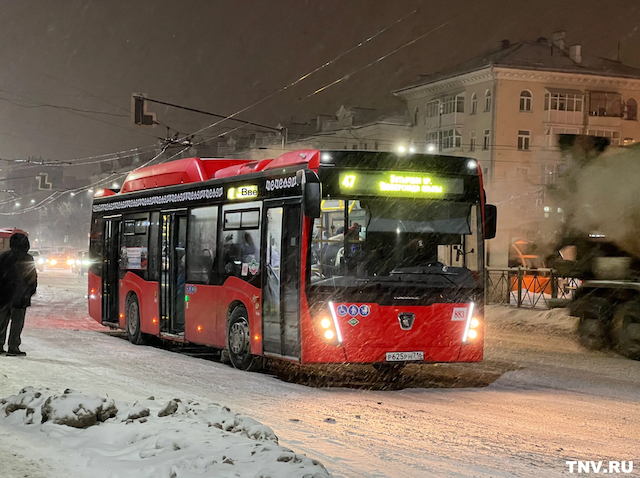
[0,228,29,253]
[88,150,496,370]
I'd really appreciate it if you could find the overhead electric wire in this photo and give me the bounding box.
[3,7,475,214]
[173,7,422,144]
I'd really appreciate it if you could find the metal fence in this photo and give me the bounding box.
[486,267,582,309]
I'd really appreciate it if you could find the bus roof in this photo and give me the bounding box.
[118,150,323,194]
[114,149,478,196]
[0,227,28,238]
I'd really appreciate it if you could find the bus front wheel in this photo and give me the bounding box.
[126,295,145,345]
[227,307,263,371]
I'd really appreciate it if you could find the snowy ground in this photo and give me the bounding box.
[0,271,639,478]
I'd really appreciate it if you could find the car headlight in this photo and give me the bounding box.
[50,259,57,265]
[67,259,75,266]
[38,258,45,264]
[82,260,91,265]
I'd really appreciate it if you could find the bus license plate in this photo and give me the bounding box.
[385,351,424,362]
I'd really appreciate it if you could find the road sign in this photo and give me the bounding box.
[132,93,156,127]
[36,173,52,190]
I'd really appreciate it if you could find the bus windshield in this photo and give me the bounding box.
[311,199,481,282]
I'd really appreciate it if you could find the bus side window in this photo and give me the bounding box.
[220,207,261,287]
[187,206,218,285]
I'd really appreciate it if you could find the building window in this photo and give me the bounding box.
[352,144,357,149]
[439,129,462,150]
[588,92,622,117]
[363,143,368,150]
[426,100,440,118]
[471,93,477,115]
[544,92,584,112]
[414,107,419,125]
[484,90,492,112]
[439,95,465,115]
[483,129,490,150]
[469,131,476,152]
[426,131,438,151]
[456,94,465,113]
[541,164,558,185]
[517,130,531,150]
[626,98,638,120]
[374,142,379,150]
[519,91,532,112]
[587,129,621,146]
[545,127,580,147]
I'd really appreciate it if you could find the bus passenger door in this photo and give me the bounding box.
[262,203,302,359]
[159,211,187,337]
[102,217,121,325]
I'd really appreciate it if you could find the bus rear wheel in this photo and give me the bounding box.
[126,295,145,345]
[227,307,263,371]
[611,302,640,360]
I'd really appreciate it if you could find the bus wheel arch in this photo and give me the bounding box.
[125,293,145,345]
[226,303,263,371]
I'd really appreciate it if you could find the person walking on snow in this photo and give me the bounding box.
[0,233,37,356]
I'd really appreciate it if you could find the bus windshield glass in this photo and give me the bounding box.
[311,198,481,282]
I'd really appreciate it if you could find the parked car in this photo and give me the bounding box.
[71,251,92,275]
[45,251,76,271]
[29,249,46,271]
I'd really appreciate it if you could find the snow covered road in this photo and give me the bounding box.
[0,271,639,477]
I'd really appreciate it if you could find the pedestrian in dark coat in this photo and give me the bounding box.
[0,233,38,356]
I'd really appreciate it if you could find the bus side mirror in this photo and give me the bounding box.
[296,169,322,219]
[484,204,497,240]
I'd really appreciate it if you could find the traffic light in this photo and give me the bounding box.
[132,94,156,126]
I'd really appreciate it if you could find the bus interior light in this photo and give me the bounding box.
[324,330,335,340]
[467,329,478,340]
[320,318,332,329]
[470,317,480,328]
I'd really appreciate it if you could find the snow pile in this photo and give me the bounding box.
[1,387,330,478]
[486,305,578,335]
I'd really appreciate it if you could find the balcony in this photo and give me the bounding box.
[587,114,622,128]
[545,110,582,125]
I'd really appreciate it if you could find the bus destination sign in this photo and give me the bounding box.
[339,171,464,197]
[227,185,258,200]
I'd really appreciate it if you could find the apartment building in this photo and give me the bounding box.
[394,32,640,266]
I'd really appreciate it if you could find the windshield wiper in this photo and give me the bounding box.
[389,263,460,286]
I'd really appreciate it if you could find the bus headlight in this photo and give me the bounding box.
[462,302,480,343]
[312,303,343,346]
[462,303,482,343]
